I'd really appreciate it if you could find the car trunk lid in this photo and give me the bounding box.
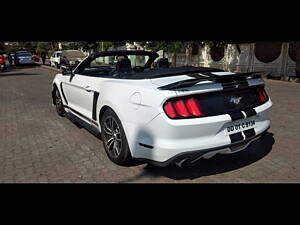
[153,71,268,119]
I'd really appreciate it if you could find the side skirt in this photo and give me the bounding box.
[66,111,101,139]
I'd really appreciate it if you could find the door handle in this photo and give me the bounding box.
[84,86,93,92]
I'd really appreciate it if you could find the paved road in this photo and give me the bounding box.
[1,65,300,183]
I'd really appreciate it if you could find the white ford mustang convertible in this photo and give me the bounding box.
[51,50,272,167]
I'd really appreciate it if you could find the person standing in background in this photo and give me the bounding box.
[41,52,46,65]
[6,54,13,66]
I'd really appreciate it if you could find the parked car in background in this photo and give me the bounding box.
[60,50,86,69]
[0,54,6,72]
[14,51,34,65]
[10,53,15,60]
[32,54,40,62]
[50,51,62,68]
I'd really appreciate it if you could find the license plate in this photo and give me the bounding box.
[225,119,256,134]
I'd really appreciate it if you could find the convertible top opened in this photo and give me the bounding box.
[52,50,272,167]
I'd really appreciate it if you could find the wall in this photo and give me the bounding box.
[165,42,296,79]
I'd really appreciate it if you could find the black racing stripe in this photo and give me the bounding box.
[243,128,256,139]
[92,92,99,121]
[60,82,68,105]
[244,108,257,118]
[229,111,245,121]
[229,132,244,143]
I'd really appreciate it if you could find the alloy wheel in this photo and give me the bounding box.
[103,116,122,158]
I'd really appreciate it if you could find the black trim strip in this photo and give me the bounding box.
[243,128,256,139]
[64,105,98,127]
[243,108,257,118]
[229,132,244,143]
[92,92,99,121]
[60,82,68,105]
[222,80,248,91]
[139,143,154,149]
[229,112,245,121]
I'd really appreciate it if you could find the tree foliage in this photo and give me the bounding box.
[36,42,52,54]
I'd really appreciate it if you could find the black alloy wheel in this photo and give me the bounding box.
[55,88,66,117]
[101,109,132,165]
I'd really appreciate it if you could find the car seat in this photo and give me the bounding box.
[116,58,132,73]
[156,58,169,68]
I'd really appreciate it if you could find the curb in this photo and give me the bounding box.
[40,65,61,73]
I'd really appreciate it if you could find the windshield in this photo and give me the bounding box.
[76,50,225,79]
[79,54,150,77]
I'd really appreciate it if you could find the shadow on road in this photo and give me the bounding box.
[0,64,41,77]
[120,132,275,182]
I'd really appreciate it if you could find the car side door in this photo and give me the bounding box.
[61,72,95,124]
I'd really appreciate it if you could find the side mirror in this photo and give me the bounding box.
[61,65,74,76]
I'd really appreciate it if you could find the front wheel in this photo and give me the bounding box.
[54,88,66,117]
[100,109,133,166]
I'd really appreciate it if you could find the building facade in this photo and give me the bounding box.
[165,42,297,80]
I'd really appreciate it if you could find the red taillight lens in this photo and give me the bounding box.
[185,97,203,117]
[173,99,191,117]
[163,97,203,119]
[163,102,177,118]
[257,87,268,102]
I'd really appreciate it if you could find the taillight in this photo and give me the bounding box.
[257,87,268,103]
[163,102,177,118]
[163,97,203,119]
[185,97,203,117]
[173,100,191,117]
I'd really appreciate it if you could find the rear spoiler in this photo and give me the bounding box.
[158,71,270,90]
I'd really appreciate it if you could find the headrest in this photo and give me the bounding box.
[116,58,132,73]
[157,58,169,68]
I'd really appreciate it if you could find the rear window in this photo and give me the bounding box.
[16,52,32,57]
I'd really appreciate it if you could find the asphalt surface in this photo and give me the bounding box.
[0,64,300,183]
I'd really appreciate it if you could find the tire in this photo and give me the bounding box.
[54,88,66,117]
[100,109,133,166]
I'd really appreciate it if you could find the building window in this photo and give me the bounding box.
[210,44,225,62]
[254,42,282,63]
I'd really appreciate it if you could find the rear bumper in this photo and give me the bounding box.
[18,60,34,64]
[136,129,268,167]
[128,99,272,166]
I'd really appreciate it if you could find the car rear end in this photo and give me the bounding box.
[133,74,272,167]
[15,52,34,65]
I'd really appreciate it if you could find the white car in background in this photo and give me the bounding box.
[50,51,62,68]
[51,50,272,167]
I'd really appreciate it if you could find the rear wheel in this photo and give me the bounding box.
[54,88,66,117]
[100,109,133,166]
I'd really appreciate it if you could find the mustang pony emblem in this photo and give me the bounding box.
[229,97,242,105]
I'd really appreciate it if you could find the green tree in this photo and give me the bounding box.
[36,42,52,54]
[97,42,126,51]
